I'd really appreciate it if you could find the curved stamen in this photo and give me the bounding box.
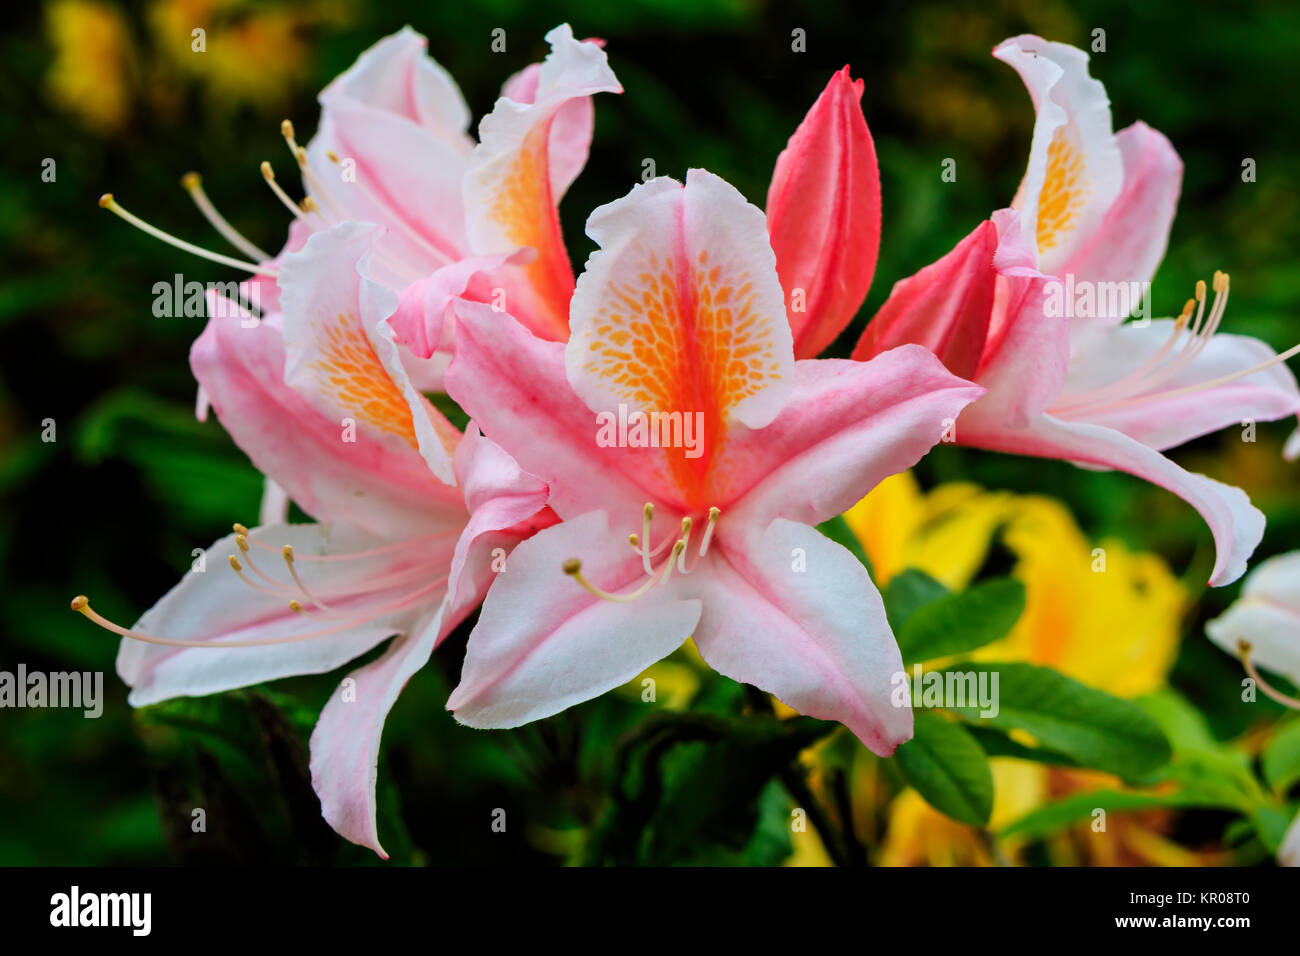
[69,575,446,649]
[1048,272,1287,418]
[632,502,679,572]
[675,517,694,573]
[1133,272,1229,393]
[1239,640,1300,709]
[1098,340,1300,411]
[234,533,289,590]
[232,523,458,562]
[564,540,687,604]
[1050,299,1194,413]
[282,543,340,614]
[260,162,309,221]
[98,194,276,277]
[227,554,296,599]
[637,502,656,574]
[680,507,721,574]
[181,172,271,261]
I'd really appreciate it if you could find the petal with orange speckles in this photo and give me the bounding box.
[464,24,622,340]
[995,35,1123,275]
[279,222,460,487]
[567,168,794,433]
[564,170,795,508]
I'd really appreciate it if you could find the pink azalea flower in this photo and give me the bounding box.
[101,23,621,372]
[438,168,984,753]
[72,223,552,858]
[389,62,883,372]
[84,24,621,856]
[854,35,1300,586]
[298,22,621,345]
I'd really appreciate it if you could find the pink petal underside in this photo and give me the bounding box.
[852,219,999,380]
[446,510,701,728]
[960,413,1264,586]
[691,518,912,755]
[310,604,444,859]
[767,66,881,359]
[500,59,595,202]
[317,26,472,142]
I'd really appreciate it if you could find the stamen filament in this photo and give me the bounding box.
[1240,640,1300,709]
[282,543,341,614]
[69,576,446,649]
[235,533,289,590]
[1097,340,1300,411]
[260,162,309,221]
[681,507,721,574]
[675,517,693,573]
[1050,300,1193,413]
[228,554,296,599]
[638,503,656,574]
[232,524,457,562]
[1046,272,1285,419]
[98,194,277,276]
[180,172,271,261]
[564,541,686,603]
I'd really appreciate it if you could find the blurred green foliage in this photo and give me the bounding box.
[1,0,1298,864]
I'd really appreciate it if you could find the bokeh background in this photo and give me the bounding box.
[1,0,1298,865]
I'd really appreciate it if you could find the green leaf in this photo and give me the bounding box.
[940,663,1172,779]
[894,712,994,826]
[1263,719,1300,794]
[896,578,1025,663]
[1000,788,1237,841]
[1250,804,1296,854]
[965,725,1077,767]
[582,711,834,865]
[882,568,948,633]
[1135,689,1261,806]
[816,514,872,576]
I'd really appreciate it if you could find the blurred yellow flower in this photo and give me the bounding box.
[880,758,1046,866]
[45,0,349,134]
[45,0,135,133]
[146,0,335,112]
[844,471,1185,697]
[843,472,1194,865]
